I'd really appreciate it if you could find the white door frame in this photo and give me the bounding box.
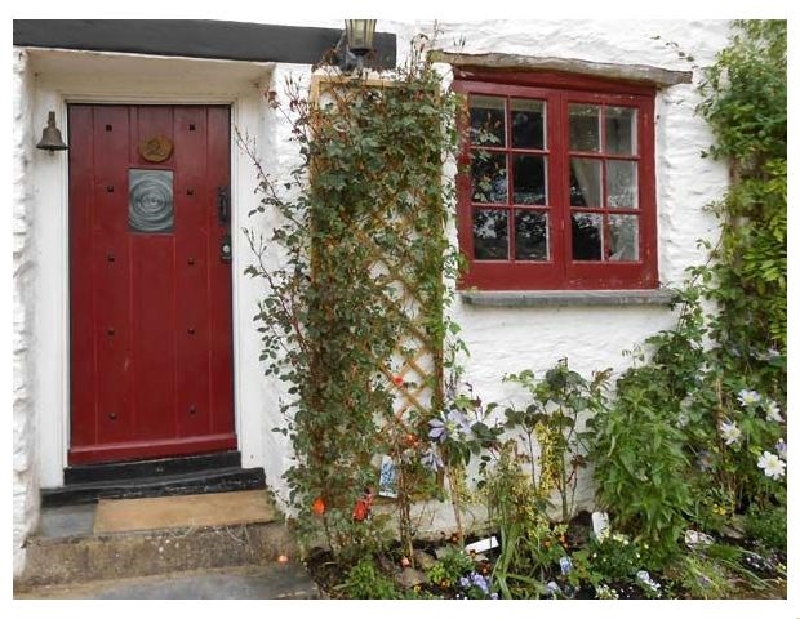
[29,48,275,486]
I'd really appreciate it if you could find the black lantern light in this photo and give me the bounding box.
[344,19,377,73]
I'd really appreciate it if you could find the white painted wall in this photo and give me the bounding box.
[13,48,38,577]
[257,19,731,526]
[12,20,733,567]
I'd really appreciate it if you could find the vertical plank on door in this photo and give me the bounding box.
[92,106,134,446]
[207,106,235,436]
[68,105,98,449]
[174,106,212,438]
[130,105,176,441]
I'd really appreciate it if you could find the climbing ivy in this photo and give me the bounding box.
[588,20,787,565]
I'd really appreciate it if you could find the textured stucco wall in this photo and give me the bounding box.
[12,20,733,553]
[13,48,38,577]
[254,19,731,525]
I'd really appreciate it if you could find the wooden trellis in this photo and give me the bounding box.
[309,74,444,439]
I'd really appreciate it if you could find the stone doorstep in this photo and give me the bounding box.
[18,520,298,589]
[14,564,321,600]
[17,491,297,589]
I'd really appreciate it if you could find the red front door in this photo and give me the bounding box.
[68,104,236,465]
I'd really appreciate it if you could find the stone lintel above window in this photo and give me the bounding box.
[430,51,694,89]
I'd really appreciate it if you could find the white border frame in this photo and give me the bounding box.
[29,48,273,486]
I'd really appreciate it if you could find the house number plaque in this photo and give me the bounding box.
[138,134,173,163]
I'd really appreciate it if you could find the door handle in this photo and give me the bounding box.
[217,186,230,224]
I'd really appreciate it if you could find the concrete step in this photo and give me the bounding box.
[15,564,321,600]
[17,490,298,588]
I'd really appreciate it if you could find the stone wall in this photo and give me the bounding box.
[13,48,38,577]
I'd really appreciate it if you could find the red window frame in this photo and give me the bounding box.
[454,70,658,291]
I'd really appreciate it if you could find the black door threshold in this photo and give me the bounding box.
[42,451,266,508]
[64,450,243,485]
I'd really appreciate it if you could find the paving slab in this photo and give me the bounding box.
[37,504,96,539]
[15,564,320,600]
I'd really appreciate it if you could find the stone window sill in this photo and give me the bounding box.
[459,289,678,308]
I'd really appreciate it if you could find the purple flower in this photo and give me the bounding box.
[459,571,491,596]
[428,418,448,442]
[776,438,787,460]
[472,574,489,594]
[428,409,472,443]
[420,445,444,471]
[559,556,573,575]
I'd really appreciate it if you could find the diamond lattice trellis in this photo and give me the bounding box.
[310,75,444,440]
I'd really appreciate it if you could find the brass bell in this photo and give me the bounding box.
[36,111,68,152]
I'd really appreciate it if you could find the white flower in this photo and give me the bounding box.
[765,400,783,422]
[595,584,619,600]
[676,411,690,428]
[592,511,610,542]
[719,420,742,446]
[636,570,662,597]
[757,450,786,480]
[684,529,714,549]
[738,389,761,407]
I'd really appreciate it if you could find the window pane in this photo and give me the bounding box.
[471,151,507,203]
[609,214,639,261]
[515,211,548,260]
[511,99,545,149]
[569,104,601,152]
[512,155,546,205]
[572,213,603,260]
[607,160,638,209]
[474,210,509,259]
[470,95,506,147]
[129,169,174,233]
[605,106,636,155]
[570,158,602,207]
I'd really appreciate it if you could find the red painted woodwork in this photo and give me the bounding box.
[454,74,658,291]
[68,104,235,465]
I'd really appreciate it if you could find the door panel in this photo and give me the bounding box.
[68,104,235,465]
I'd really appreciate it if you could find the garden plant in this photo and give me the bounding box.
[245,20,786,600]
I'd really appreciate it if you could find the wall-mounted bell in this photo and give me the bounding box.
[36,111,68,152]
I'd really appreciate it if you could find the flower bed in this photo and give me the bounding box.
[302,510,786,600]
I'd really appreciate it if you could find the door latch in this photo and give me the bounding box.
[217,186,230,224]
